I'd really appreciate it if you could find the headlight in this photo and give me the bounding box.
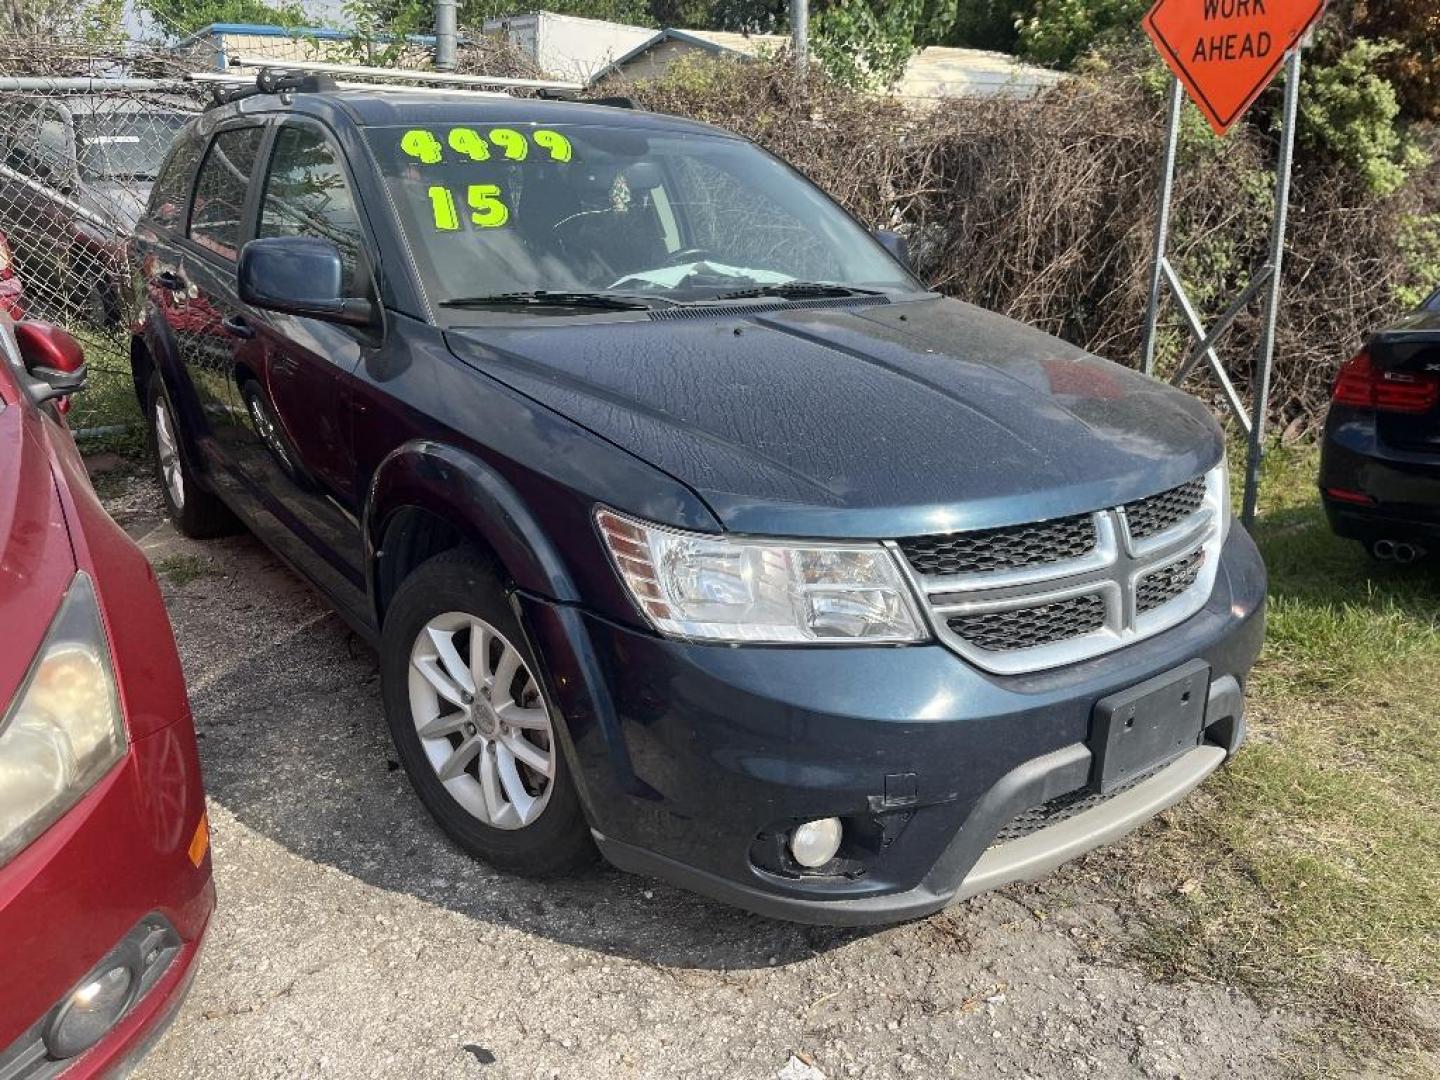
[596,508,928,644]
[0,572,127,867]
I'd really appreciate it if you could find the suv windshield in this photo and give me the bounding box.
[367,121,918,307]
[77,112,190,181]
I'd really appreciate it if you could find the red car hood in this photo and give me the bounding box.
[0,401,75,706]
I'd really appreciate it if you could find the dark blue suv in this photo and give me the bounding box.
[127,76,1266,925]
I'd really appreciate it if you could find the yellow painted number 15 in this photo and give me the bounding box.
[426,184,510,230]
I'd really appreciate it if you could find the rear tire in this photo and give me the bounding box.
[380,548,594,876]
[146,372,238,539]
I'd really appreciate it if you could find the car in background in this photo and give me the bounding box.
[0,230,25,319]
[1320,286,1440,563]
[0,94,194,326]
[0,312,213,1076]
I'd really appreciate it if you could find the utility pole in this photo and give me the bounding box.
[790,0,808,75]
[434,0,457,72]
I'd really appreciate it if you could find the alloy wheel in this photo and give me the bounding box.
[154,397,185,510]
[407,612,556,830]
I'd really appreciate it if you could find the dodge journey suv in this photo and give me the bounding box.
[127,73,1265,925]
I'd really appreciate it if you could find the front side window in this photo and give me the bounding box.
[188,126,264,261]
[258,124,365,293]
[365,121,918,311]
[147,127,205,230]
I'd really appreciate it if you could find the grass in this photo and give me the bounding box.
[66,330,147,456]
[153,553,220,586]
[1128,443,1440,1067]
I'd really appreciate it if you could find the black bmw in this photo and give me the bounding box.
[1320,287,1440,563]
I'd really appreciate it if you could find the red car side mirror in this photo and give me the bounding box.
[14,321,87,414]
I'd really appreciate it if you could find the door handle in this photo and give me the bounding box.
[150,270,186,290]
[221,315,255,339]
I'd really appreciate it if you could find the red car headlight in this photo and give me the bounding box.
[0,572,127,867]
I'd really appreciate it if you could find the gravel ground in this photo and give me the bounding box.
[96,470,1324,1080]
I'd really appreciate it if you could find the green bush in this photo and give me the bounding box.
[1396,213,1440,309]
[1015,0,1147,68]
[1300,38,1429,196]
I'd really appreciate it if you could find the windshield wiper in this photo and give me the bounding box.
[712,281,885,301]
[439,290,659,311]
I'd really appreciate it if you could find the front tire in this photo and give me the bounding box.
[146,373,238,539]
[380,549,593,875]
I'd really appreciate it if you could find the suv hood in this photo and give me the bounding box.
[446,296,1223,538]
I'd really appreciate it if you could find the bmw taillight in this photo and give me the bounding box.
[1332,349,1440,414]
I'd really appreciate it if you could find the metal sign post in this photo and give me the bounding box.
[791,0,809,74]
[1139,0,1323,527]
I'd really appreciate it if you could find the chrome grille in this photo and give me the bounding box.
[1136,549,1205,614]
[1124,477,1207,541]
[897,513,1096,576]
[947,593,1105,652]
[894,469,1223,674]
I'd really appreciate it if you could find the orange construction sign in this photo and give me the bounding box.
[1143,0,1326,135]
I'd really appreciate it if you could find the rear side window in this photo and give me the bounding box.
[147,127,204,230]
[258,124,364,292]
[188,126,264,261]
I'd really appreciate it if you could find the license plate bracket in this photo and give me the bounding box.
[1092,659,1210,793]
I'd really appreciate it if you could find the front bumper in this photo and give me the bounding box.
[522,526,1266,926]
[1320,412,1440,544]
[0,718,214,1077]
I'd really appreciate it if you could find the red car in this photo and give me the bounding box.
[0,232,25,320]
[0,313,213,1077]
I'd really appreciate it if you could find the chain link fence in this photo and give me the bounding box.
[0,22,539,435]
[0,37,204,432]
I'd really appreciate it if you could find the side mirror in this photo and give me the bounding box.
[14,320,87,411]
[872,229,910,268]
[238,237,374,327]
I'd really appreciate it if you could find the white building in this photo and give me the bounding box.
[588,28,1065,104]
[481,12,657,83]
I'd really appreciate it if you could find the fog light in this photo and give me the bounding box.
[46,965,135,1059]
[789,817,843,869]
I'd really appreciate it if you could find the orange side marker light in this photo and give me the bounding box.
[188,810,210,868]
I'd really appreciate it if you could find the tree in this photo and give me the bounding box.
[811,0,956,89]
[1346,0,1440,122]
[1013,0,1146,67]
[651,0,784,32]
[3,0,123,38]
[136,0,306,37]
[936,0,1021,52]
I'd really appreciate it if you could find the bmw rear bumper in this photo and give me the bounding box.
[1320,413,1440,546]
[521,526,1266,926]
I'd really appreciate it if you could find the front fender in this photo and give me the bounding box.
[132,309,213,482]
[364,439,581,608]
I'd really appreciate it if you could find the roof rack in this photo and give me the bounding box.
[188,70,512,103]
[226,55,585,94]
[193,70,339,106]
